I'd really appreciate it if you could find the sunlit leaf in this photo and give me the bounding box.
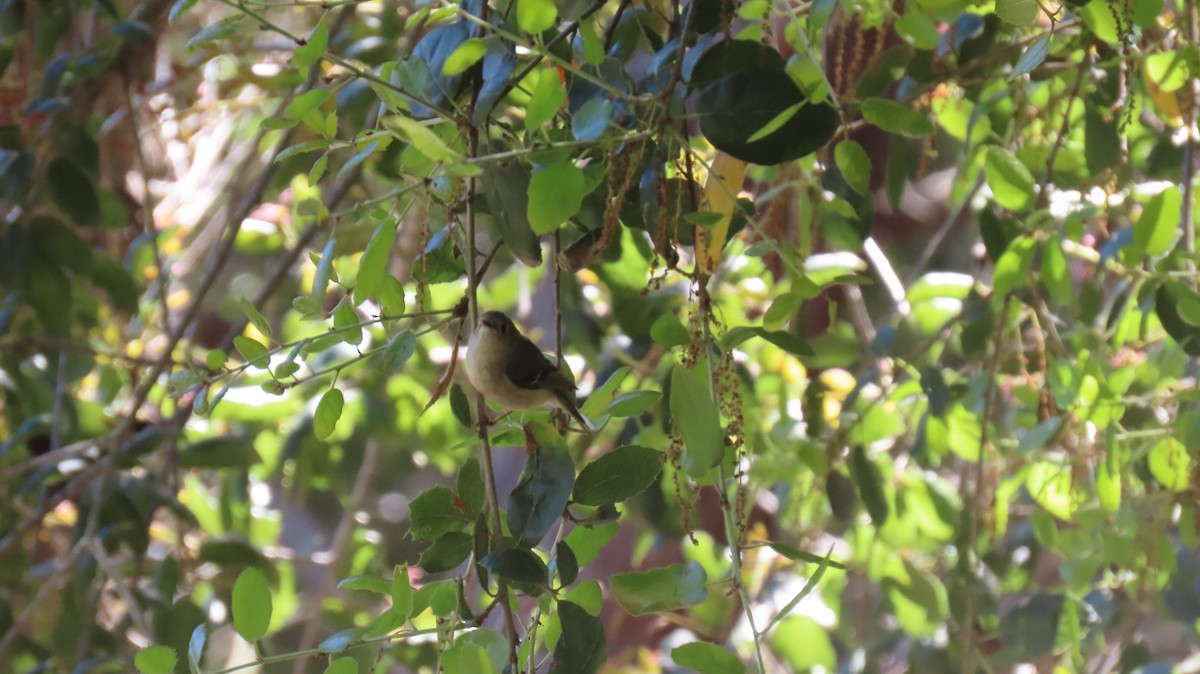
[610,562,707,615]
[232,568,272,641]
[314,388,344,441]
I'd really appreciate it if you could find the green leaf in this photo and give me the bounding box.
[573,445,663,506]
[610,562,708,615]
[572,98,613,142]
[563,522,619,566]
[480,142,541,267]
[322,657,358,674]
[579,16,604,64]
[337,575,391,594]
[984,146,1036,212]
[444,38,488,75]
[450,384,474,428]
[849,445,888,525]
[992,235,1037,297]
[232,567,272,641]
[1084,103,1120,174]
[835,140,871,195]
[456,457,485,517]
[27,264,72,334]
[670,360,725,478]
[30,216,93,273]
[1145,51,1189,92]
[697,68,838,165]
[169,0,198,22]
[1156,281,1200,355]
[997,0,1037,24]
[556,540,579,586]
[526,69,566,130]
[507,449,576,546]
[671,642,746,674]
[186,15,241,47]
[409,486,472,541]
[1026,461,1076,520]
[179,437,262,468]
[1134,186,1182,256]
[650,312,690,346]
[1149,437,1191,492]
[479,548,549,585]
[722,326,813,356]
[1041,235,1072,306]
[861,98,933,138]
[333,301,362,345]
[444,641,498,674]
[233,335,270,368]
[1017,417,1063,454]
[764,542,849,569]
[1011,33,1052,79]
[355,221,397,304]
[47,156,99,226]
[549,601,605,674]
[418,532,474,573]
[605,391,661,418]
[239,297,271,338]
[517,0,557,34]
[527,161,586,234]
[309,237,336,310]
[382,330,417,373]
[378,275,407,316]
[393,116,459,162]
[135,646,178,674]
[392,565,414,618]
[314,388,344,441]
[895,11,940,49]
[771,616,836,670]
[285,89,330,120]
[293,18,328,68]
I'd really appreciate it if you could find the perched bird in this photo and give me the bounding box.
[465,311,594,432]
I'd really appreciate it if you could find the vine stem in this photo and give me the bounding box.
[1183,0,1198,279]
[699,282,767,673]
[462,3,520,662]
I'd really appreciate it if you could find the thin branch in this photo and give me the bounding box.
[463,16,521,662]
[1182,0,1199,279]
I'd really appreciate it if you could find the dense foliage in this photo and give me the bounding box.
[0,0,1198,671]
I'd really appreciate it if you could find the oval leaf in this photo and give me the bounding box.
[527,161,586,235]
[697,68,838,165]
[479,548,549,585]
[861,98,934,138]
[550,601,605,674]
[984,146,1036,212]
[573,445,663,506]
[314,388,344,441]
[1134,186,1182,257]
[670,360,725,478]
[507,449,576,546]
[610,562,707,615]
[232,567,272,641]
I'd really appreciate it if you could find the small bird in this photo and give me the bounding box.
[465,311,594,432]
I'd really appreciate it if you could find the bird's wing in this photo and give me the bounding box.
[506,339,574,394]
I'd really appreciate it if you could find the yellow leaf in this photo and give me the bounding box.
[697,152,747,274]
